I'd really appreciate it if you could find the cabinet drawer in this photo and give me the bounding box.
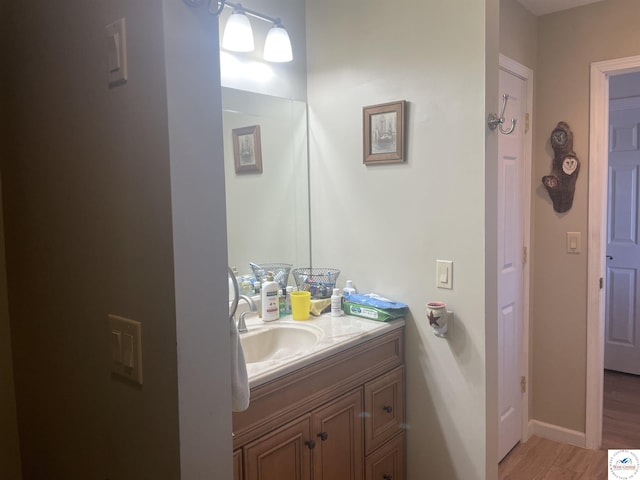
[364,366,405,454]
[365,433,405,480]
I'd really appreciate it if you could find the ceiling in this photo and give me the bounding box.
[517,0,606,16]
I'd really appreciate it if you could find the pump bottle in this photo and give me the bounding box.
[261,272,279,322]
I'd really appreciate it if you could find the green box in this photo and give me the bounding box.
[342,301,406,322]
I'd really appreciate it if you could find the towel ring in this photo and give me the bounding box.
[229,266,239,322]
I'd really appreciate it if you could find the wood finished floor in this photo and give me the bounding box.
[602,370,640,449]
[499,370,640,480]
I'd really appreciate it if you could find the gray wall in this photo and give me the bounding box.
[161,0,233,477]
[0,2,22,477]
[500,0,538,71]
[500,0,640,438]
[532,0,640,432]
[0,184,21,480]
[306,0,499,478]
[2,1,231,478]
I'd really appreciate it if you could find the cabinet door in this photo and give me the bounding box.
[365,433,405,480]
[244,415,312,480]
[364,366,405,454]
[312,389,364,480]
[233,449,242,480]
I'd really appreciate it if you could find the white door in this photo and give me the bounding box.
[605,97,640,375]
[497,65,527,461]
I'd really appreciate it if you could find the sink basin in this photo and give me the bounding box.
[240,322,323,364]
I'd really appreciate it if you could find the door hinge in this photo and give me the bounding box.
[521,375,526,394]
[522,246,528,265]
[599,277,604,289]
[525,113,530,134]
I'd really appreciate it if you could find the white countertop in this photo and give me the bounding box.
[240,313,405,388]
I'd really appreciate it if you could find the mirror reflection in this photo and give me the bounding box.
[222,87,310,278]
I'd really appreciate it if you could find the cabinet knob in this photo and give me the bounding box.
[383,475,393,480]
[382,405,393,413]
[317,431,329,441]
[304,440,316,450]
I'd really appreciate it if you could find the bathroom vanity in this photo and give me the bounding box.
[232,315,405,480]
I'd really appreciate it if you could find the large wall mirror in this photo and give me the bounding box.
[222,87,311,276]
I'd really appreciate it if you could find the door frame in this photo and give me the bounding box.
[586,54,640,450]
[498,54,533,448]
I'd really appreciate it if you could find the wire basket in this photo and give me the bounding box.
[249,262,292,290]
[292,267,341,299]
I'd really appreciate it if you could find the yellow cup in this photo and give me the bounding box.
[290,291,311,320]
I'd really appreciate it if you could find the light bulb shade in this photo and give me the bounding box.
[263,26,293,63]
[222,12,254,52]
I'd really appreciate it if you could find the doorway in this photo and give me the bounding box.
[586,55,640,450]
[604,72,640,376]
[497,55,533,462]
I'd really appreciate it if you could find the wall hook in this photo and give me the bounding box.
[488,94,517,135]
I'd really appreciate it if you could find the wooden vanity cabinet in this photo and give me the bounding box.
[364,367,405,454]
[233,449,242,480]
[243,390,364,480]
[233,327,405,480]
[365,433,405,480]
[312,389,364,480]
[244,416,313,480]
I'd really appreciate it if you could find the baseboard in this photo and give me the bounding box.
[528,420,587,448]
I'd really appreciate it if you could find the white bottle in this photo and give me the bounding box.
[331,288,342,317]
[261,272,279,322]
[343,280,356,298]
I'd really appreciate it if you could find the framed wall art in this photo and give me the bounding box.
[232,125,263,173]
[363,100,406,165]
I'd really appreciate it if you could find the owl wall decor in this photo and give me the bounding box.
[542,121,580,213]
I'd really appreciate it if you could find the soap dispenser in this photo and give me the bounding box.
[261,272,279,322]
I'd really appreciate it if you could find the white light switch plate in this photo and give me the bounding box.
[436,260,453,289]
[106,18,127,86]
[109,314,143,385]
[567,232,582,254]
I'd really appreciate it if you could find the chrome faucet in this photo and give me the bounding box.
[236,295,257,333]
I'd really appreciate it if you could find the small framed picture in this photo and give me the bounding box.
[363,100,406,165]
[232,125,263,173]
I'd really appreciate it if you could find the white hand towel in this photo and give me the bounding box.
[230,319,250,412]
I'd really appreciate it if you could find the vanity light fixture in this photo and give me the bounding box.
[183,0,294,63]
[222,7,254,52]
[263,21,293,63]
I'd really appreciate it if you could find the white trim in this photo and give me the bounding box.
[499,54,534,447]
[586,54,640,451]
[529,420,586,448]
